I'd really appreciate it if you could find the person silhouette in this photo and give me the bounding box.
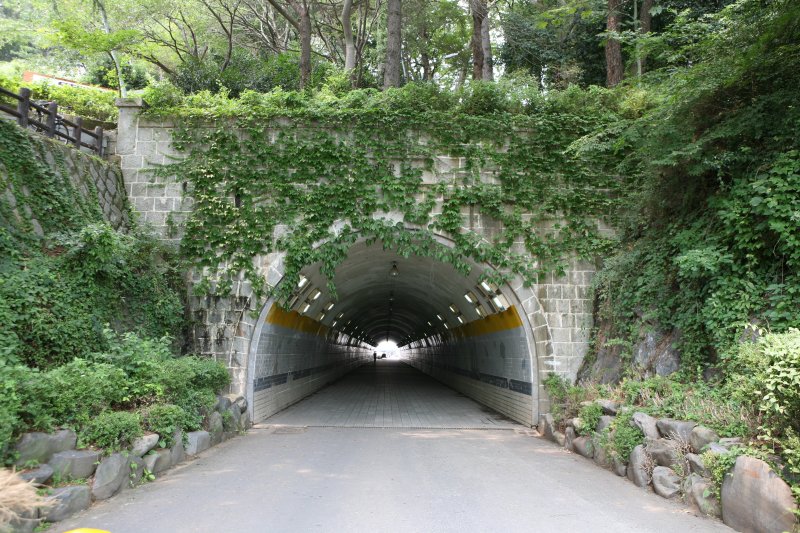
[373,351,377,364]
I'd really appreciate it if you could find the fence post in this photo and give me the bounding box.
[73,117,82,149]
[17,88,30,128]
[94,126,104,156]
[46,101,57,138]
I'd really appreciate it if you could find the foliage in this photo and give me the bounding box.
[701,446,745,499]
[576,402,603,436]
[543,373,595,425]
[142,404,191,448]
[79,410,142,451]
[605,410,644,462]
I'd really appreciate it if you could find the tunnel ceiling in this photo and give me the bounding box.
[284,240,512,346]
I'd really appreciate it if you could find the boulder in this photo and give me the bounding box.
[595,399,618,416]
[208,411,224,445]
[552,431,566,447]
[123,456,146,490]
[92,453,129,500]
[627,445,651,488]
[656,419,696,442]
[572,436,594,459]
[6,510,39,533]
[130,433,160,457]
[170,431,186,466]
[721,455,798,533]
[595,416,614,434]
[593,440,611,469]
[538,414,556,441]
[564,427,576,452]
[686,453,711,478]
[633,330,680,377]
[215,395,232,412]
[612,457,627,477]
[705,442,731,456]
[50,430,77,454]
[18,464,54,485]
[651,466,681,499]
[185,431,211,455]
[143,448,171,474]
[226,394,246,413]
[239,410,252,431]
[683,473,720,518]
[718,437,742,449]
[42,486,91,522]
[690,426,719,453]
[14,433,55,467]
[48,450,101,480]
[225,406,241,432]
[630,412,660,440]
[646,438,682,468]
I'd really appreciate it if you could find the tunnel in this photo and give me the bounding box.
[245,239,539,427]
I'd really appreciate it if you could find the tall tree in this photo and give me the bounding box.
[263,0,313,88]
[383,0,401,87]
[605,0,622,87]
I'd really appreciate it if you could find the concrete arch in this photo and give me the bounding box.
[241,226,552,427]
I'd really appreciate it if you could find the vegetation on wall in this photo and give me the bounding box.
[0,120,227,462]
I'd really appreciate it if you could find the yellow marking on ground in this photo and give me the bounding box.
[451,306,523,339]
[266,303,329,337]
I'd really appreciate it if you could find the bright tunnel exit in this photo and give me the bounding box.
[375,340,400,360]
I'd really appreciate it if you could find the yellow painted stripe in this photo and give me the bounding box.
[266,303,329,337]
[451,305,523,339]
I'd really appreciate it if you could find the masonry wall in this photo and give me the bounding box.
[113,99,598,414]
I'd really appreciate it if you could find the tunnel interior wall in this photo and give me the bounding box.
[404,306,535,426]
[250,304,372,422]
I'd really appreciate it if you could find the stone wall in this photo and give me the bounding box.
[113,99,599,420]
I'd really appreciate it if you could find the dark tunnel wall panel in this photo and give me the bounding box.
[252,309,371,422]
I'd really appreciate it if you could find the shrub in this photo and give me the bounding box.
[605,410,644,462]
[576,402,603,436]
[142,404,190,448]
[542,373,593,425]
[79,411,142,451]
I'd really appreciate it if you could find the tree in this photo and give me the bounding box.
[383,0,401,87]
[605,0,622,86]
[262,0,313,88]
[469,0,492,80]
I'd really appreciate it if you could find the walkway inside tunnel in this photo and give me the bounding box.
[263,359,520,429]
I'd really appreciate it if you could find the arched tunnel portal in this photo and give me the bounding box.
[246,238,541,427]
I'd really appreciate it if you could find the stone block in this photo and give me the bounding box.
[130,433,160,457]
[656,419,696,442]
[143,448,172,474]
[651,466,681,499]
[645,438,682,468]
[721,455,798,533]
[627,445,650,488]
[538,413,555,441]
[48,450,101,480]
[170,431,186,466]
[92,453,129,500]
[123,456,146,490]
[686,453,711,478]
[690,426,719,454]
[683,473,720,518]
[630,412,660,440]
[42,486,91,522]
[572,436,594,459]
[185,431,211,455]
[18,464,54,485]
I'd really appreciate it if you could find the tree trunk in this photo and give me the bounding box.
[299,4,312,89]
[421,27,431,81]
[638,0,654,74]
[470,0,485,80]
[605,0,623,87]
[96,0,127,97]
[384,0,402,88]
[480,2,493,81]
[342,0,356,71]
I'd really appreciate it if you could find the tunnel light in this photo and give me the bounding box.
[427,321,432,326]
[492,294,510,311]
[475,305,487,318]
[332,320,337,327]
[456,316,465,324]
[316,312,325,321]
[436,314,444,322]
[464,291,477,304]
[310,289,321,301]
[300,302,311,314]
[297,275,309,289]
[443,323,449,329]
[390,261,399,277]
[325,302,335,311]
[448,304,458,314]
[337,312,344,319]
[480,280,499,294]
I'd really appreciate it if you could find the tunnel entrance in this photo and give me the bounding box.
[246,239,539,427]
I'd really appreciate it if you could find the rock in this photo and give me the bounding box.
[185,431,211,455]
[123,456,146,490]
[683,473,721,518]
[48,450,101,480]
[208,411,224,445]
[633,331,680,377]
[612,457,627,477]
[225,405,241,432]
[706,442,730,456]
[539,414,555,441]
[553,431,566,447]
[595,399,618,416]
[14,433,55,467]
[238,410,251,431]
[6,510,39,533]
[690,426,719,453]
[656,419,696,442]
[572,436,594,459]
[596,415,614,434]
[721,455,798,533]
[686,453,711,478]
[18,464,54,485]
[170,431,186,466]
[566,417,582,430]
[50,430,77,454]
[718,437,742,449]
[130,433,160,457]
[646,438,682,468]
[42,486,91,522]
[143,448,171,474]
[226,394,246,413]
[564,427,576,452]
[215,395,232,412]
[627,445,651,487]
[631,412,660,440]
[652,466,681,499]
[91,453,129,500]
[593,440,611,468]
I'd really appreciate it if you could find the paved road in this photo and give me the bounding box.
[56,363,731,533]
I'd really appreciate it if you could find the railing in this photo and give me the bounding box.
[0,86,104,156]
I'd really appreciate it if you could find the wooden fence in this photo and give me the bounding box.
[0,86,104,156]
